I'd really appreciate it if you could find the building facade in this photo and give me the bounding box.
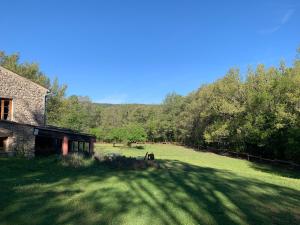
[0,66,48,125]
[0,66,95,157]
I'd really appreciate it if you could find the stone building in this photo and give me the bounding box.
[0,66,95,157]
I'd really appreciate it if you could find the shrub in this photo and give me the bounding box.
[94,153,160,170]
[59,153,87,168]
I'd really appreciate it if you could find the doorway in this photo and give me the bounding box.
[0,137,7,151]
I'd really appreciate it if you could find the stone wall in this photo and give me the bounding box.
[0,66,49,126]
[0,121,35,157]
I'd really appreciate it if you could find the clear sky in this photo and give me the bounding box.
[1,0,299,104]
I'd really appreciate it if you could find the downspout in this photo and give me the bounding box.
[44,90,52,126]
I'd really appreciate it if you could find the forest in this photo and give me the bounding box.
[1,50,300,163]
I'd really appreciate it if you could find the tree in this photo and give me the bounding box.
[107,127,126,146]
[124,123,147,147]
[56,96,91,132]
[46,78,67,125]
[89,127,106,142]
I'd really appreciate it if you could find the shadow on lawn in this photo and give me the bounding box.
[249,162,300,179]
[0,157,300,225]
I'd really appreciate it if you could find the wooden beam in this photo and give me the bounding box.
[0,99,4,120]
[9,99,12,120]
[62,136,69,156]
[89,139,95,154]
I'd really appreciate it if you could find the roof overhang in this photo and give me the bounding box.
[0,128,13,137]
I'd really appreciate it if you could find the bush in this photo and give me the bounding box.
[94,153,160,170]
[59,153,88,168]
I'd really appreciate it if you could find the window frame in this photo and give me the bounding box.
[0,98,13,121]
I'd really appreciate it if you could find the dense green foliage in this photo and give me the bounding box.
[1,50,300,161]
[92,123,146,146]
[181,61,300,162]
[1,144,299,225]
[123,123,147,146]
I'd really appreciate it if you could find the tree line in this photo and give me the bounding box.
[1,49,299,162]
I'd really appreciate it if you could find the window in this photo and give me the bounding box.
[84,142,90,152]
[78,142,84,151]
[0,98,12,121]
[72,141,79,152]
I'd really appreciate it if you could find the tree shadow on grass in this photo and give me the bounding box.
[249,161,300,179]
[0,157,299,225]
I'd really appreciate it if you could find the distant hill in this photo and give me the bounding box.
[94,103,160,108]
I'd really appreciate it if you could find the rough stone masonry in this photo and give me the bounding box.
[0,66,48,156]
[0,66,49,126]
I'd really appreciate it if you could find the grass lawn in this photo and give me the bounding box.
[0,144,300,225]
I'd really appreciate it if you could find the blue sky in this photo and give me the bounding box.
[1,0,299,104]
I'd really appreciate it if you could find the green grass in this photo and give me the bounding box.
[0,144,300,225]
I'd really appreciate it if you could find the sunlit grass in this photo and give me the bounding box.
[0,143,299,225]
[97,143,300,188]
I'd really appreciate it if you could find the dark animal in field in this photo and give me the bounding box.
[144,152,155,160]
[148,153,155,160]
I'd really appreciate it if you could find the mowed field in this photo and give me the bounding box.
[0,144,300,225]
